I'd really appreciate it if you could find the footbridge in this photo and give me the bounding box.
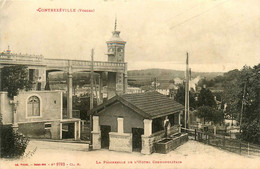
[0,53,128,119]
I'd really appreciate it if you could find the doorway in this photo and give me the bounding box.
[101,125,111,149]
[132,128,144,152]
[62,123,74,139]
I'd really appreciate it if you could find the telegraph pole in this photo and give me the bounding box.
[89,48,94,148]
[90,48,94,110]
[239,82,247,134]
[188,68,191,128]
[185,52,189,129]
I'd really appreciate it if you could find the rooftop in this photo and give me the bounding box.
[90,91,184,119]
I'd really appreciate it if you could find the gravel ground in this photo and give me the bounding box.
[1,140,259,169]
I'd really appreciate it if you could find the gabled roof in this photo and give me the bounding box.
[90,91,184,119]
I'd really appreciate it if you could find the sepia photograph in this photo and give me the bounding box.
[0,0,259,168]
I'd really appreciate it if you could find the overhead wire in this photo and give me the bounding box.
[169,0,231,30]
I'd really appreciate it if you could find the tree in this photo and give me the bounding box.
[197,78,214,88]
[221,69,241,120]
[197,87,216,108]
[175,84,185,104]
[0,125,29,158]
[169,79,175,84]
[211,109,225,125]
[238,65,260,144]
[1,65,32,98]
[195,106,214,124]
[72,94,98,120]
[220,64,259,144]
[0,113,29,158]
[195,106,224,125]
[174,84,196,108]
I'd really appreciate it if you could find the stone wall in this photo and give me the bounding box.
[18,120,60,139]
[154,133,188,154]
[0,92,12,124]
[144,125,181,154]
[1,91,63,124]
[50,121,61,139]
[16,91,62,122]
[141,135,154,155]
[99,102,144,133]
[152,125,180,143]
[109,132,132,152]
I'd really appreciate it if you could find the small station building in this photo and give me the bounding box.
[90,91,185,154]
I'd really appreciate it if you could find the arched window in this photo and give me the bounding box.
[27,96,40,116]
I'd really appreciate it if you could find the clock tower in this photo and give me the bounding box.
[106,19,127,98]
[106,18,126,62]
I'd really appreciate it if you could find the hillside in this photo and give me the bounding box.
[128,69,223,87]
[47,69,223,90]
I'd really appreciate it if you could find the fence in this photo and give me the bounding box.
[182,128,260,157]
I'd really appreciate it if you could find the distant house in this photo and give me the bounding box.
[157,83,177,98]
[224,119,239,128]
[90,91,186,154]
[0,91,81,140]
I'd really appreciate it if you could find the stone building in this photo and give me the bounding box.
[0,91,81,140]
[90,91,185,154]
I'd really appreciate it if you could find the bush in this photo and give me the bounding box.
[235,132,241,140]
[0,125,29,158]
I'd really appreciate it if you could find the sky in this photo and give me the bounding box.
[0,0,259,72]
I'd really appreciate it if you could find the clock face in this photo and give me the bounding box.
[117,47,124,52]
[118,54,124,62]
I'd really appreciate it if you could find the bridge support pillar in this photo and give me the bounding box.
[107,72,116,99]
[98,72,103,104]
[67,72,73,119]
[0,68,2,91]
[107,71,125,99]
[40,68,46,91]
[44,71,50,90]
[123,63,128,94]
[123,74,127,94]
[116,72,124,95]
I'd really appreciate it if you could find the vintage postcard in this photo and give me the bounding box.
[0,0,259,169]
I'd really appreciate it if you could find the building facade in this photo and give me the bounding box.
[90,92,186,154]
[0,91,81,140]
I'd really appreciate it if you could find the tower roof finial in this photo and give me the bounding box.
[114,16,117,31]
